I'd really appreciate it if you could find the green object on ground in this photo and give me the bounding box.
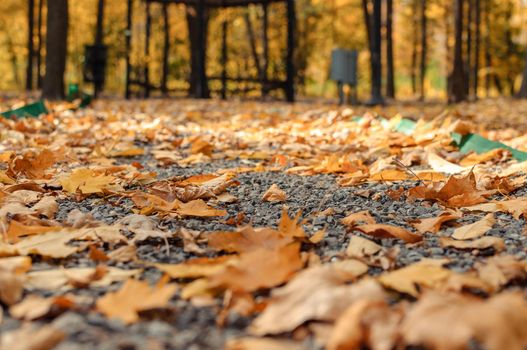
[451,132,527,162]
[0,100,48,119]
[67,83,93,109]
[394,118,416,135]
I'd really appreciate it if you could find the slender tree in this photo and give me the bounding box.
[465,0,473,96]
[161,2,170,96]
[411,0,418,95]
[26,0,35,91]
[385,0,395,98]
[419,0,427,100]
[42,0,68,100]
[449,0,467,102]
[369,0,383,104]
[36,0,44,89]
[186,1,210,98]
[473,0,480,98]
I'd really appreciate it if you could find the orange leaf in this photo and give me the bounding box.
[354,224,422,243]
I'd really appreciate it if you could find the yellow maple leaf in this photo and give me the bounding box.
[60,168,115,194]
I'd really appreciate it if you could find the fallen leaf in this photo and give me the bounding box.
[207,226,292,253]
[465,199,527,219]
[411,212,460,234]
[401,292,527,350]
[60,168,116,194]
[353,224,422,243]
[250,265,386,335]
[451,214,495,240]
[10,294,75,320]
[439,236,505,251]
[0,324,65,350]
[475,255,527,291]
[341,210,376,226]
[262,184,287,202]
[346,236,383,257]
[278,208,306,239]
[13,230,82,258]
[177,199,227,217]
[96,278,178,324]
[226,337,307,350]
[31,196,58,218]
[378,260,452,297]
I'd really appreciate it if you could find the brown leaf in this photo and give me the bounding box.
[250,266,386,335]
[475,255,527,291]
[411,212,460,234]
[60,168,116,194]
[353,224,422,243]
[341,210,376,227]
[346,236,382,258]
[13,230,83,258]
[209,243,303,293]
[465,199,527,219]
[207,226,293,253]
[6,220,60,243]
[107,245,137,262]
[10,294,75,320]
[0,324,65,350]
[378,260,452,297]
[31,196,58,218]
[177,199,227,217]
[278,208,305,239]
[0,256,31,305]
[96,278,178,324]
[451,214,495,240]
[262,184,287,202]
[439,236,505,251]
[401,292,527,350]
[226,337,307,350]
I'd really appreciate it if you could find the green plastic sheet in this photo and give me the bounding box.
[0,100,48,119]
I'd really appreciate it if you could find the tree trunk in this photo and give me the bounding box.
[473,0,480,98]
[36,0,44,89]
[484,0,490,96]
[517,51,527,98]
[368,0,383,104]
[42,0,68,100]
[449,0,467,103]
[465,0,473,96]
[362,0,373,53]
[26,0,35,91]
[419,0,427,100]
[162,2,170,96]
[143,2,151,98]
[385,0,395,98]
[411,0,418,95]
[244,11,262,78]
[186,2,209,98]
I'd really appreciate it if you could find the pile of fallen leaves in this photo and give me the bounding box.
[0,99,527,350]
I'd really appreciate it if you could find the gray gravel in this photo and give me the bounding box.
[3,155,527,349]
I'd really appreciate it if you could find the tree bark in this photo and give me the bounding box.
[473,0,480,98]
[449,0,467,103]
[186,2,210,98]
[36,0,44,89]
[411,0,418,95]
[26,0,35,91]
[385,0,395,98]
[162,2,170,96]
[244,11,262,78]
[368,0,383,104]
[42,0,68,100]
[465,0,473,96]
[419,0,427,100]
[362,0,373,53]
[484,0,490,96]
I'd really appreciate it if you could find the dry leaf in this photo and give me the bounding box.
[250,264,386,335]
[10,294,75,320]
[96,278,178,324]
[177,199,227,217]
[465,199,527,219]
[346,236,382,257]
[13,230,83,258]
[451,214,495,240]
[226,337,307,350]
[439,236,505,251]
[341,210,376,226]
[475,255,527,291]
[378,260,452,297]
[0,324,65,350]
[60,168,116,194]
[207,226,293,253]
[401,292,527,350]
[262,184,287,202]
[32,196,58,218]
[411,212,460,234]
[353,224,422,243]
[278,208,306,239]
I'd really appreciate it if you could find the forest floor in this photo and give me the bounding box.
[0,98,527,350]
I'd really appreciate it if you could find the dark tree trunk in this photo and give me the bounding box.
[285,0,296,102]
[419,0,427,100]
[125,0,132,99]
[449,0,467,103]
[244,11,262,78]
[411,0,418,95]
[36,0,44,89]
[261,2,269,97]
[186,2,209,98]
[385,0,395,99]
[369,0,383,104]
[473,0,480,98]
[484,0,490,96]
[42,0,68,100]
[144,2,151,98]
[162,2,170,96]
[465,0,473,96]
[221,20,228,100]
[26,0,35,91]
[93,0,105,97]
[517,52,527,98]
[362,0,373,53]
